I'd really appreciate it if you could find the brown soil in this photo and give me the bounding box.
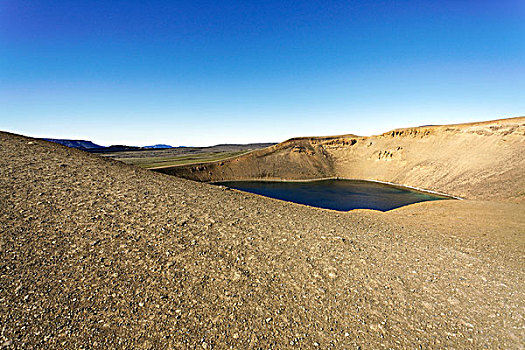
[158,117,525,201]
[0,127,524,349]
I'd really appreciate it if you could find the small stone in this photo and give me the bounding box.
[265,317,272,323]
[313,342,320,347]
[344,332,350,337]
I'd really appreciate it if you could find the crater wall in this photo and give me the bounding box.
[155,117,525,200]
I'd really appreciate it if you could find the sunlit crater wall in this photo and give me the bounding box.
[155,117,525,201]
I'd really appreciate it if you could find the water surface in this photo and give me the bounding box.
[215,179,450,211]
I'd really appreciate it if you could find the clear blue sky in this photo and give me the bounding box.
[1,0,524,146]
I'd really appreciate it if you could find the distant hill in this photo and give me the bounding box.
[42,138,276,153]
[143,144,173,149]
[90,145,142,153]
[211,143,276,149]
[42,138,104,149]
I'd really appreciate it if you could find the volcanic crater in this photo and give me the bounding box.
[1,117,524,348]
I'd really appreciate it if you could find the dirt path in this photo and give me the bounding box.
[1,132,523,348]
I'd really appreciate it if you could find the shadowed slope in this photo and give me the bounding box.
[157,117,525,201]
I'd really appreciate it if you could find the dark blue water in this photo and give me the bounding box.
[215,179,450,212]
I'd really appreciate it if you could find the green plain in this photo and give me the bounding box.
[113,151,249,169]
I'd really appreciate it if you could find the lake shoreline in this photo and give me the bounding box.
[211,177,462,200]
[214,179,453,212]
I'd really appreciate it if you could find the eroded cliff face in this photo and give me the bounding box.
[155,117,525,200]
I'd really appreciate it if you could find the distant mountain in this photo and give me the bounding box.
[143,144,173,149]
[42,138,276,154]
[43,138,104,150]
[90,145,141,153]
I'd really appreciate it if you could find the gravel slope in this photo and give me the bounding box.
[1,132,523,349]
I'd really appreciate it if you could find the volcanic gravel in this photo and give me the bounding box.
[1,132,523,349]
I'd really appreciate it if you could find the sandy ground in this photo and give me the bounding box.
[0,132,524,349]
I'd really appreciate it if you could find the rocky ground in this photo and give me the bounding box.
[0,131,523,349]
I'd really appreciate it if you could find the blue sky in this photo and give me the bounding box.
[1,0,524,146]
